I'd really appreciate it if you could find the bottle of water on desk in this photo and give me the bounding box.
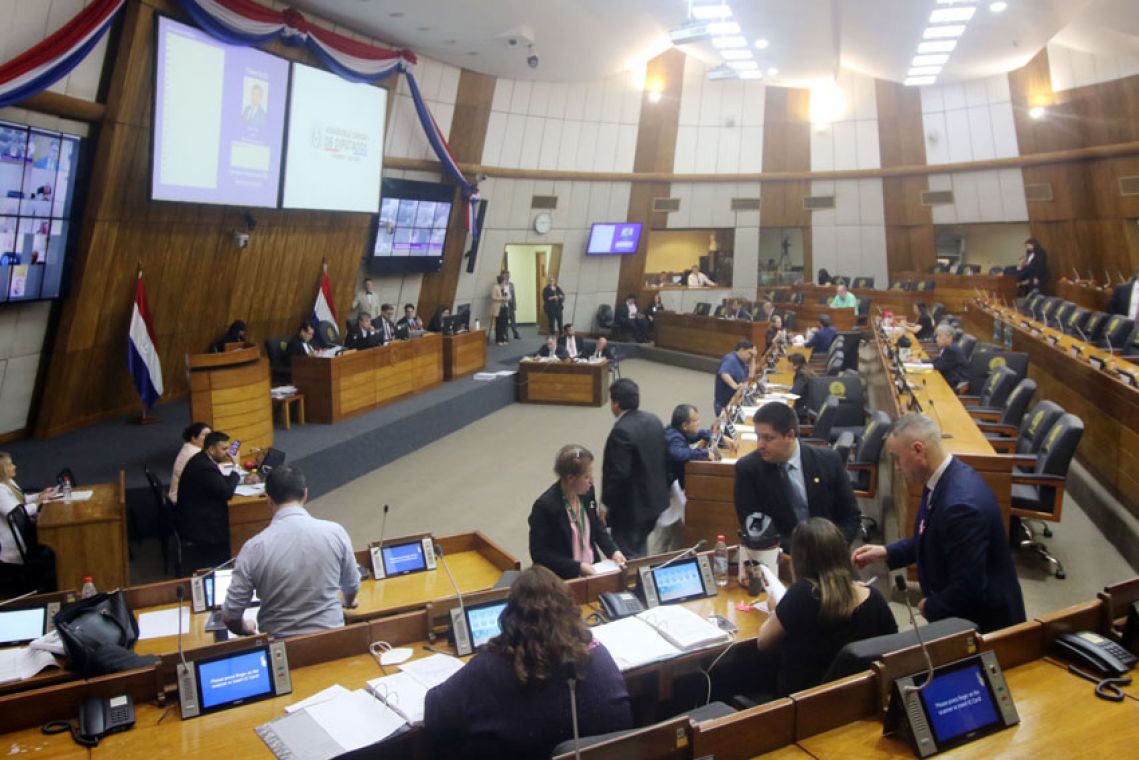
[713,534,729,587]
[61,476,72,502]
[80,576,96,599]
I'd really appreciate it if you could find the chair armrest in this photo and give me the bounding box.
[998,453,1038,469]
[801,437,830,448]
[1011,473,1068,487]
[976,422,1018,437]
[955,381,970,394]
[968,407,1003,422]
[958,395,981,406]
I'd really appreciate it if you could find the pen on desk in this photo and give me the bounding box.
[423,644,453,656]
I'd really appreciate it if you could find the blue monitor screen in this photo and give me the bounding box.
[197,649,273,710]
[919,661,1000,745]
[465,601,507,650]
[382,541,427,576]
[651,558,706,604]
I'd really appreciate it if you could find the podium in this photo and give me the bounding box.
[186,343,273,461]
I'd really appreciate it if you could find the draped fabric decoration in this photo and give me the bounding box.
[176,0,479,235]
[0,0,125,109]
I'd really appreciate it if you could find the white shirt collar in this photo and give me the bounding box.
[786,440,802,471]
[926,453,953,493]
[272,503,308,522]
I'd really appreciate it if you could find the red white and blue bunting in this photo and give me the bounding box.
[177,0,480,240]
[0,0,125,109]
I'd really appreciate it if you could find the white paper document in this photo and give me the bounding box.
[0,647,59,684]
[284,684,352,714]
[137,607,192,640]
[589,617,682,671]
[304,689,407,751]
[396,653,465,689]
[236,483,266,496]
[635,606,730,651]
[591,559,622,575]
[761,563,786,606]
[366,671,432,724]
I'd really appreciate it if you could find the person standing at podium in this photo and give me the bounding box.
[852,414,1026,633]
[529,445,626,579]
[178,431,259,568]
[209,320,246,353]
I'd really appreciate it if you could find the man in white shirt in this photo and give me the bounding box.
[559,323,583,359]
[687,264,716,288]
[1108,269,1139,318]
[352,278,381,320]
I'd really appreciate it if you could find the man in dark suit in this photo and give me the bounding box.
[345,312,381,350]
[931,324,969,388]
[614,294,650,343]
[1107,270,1139,317]
[378,304,398,344]
[286,323,315,361]
[178,431,260,567]
[854,414,1025,632]
[602,379,670,557]
[558,323,586,360]
[535,336,568,360]
[396,303,424,333]
[805,314,837,353]
[734,402,860,549]
[588,336,616,361]
[1015,238,1047,295]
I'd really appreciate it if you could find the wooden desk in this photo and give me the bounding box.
[516,359,609,406]
[186,344,273,461]
[290,335,444,424]
[228,493,271,557]
[37,478,129,591]
[653,312,769,359]
[890,271,1017,315]
[786,302,856,331]
[1057,278,1111,312]
[442,329,487,380]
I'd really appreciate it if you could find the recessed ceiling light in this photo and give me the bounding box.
[728,60,759,71]
[708,21,740,35]
[924,25,966,39]
[712,35,748,49]
[1029,106,1046,119]
[905,76,938,87]
[767,67,779,76]
[908,66,943,76]
[738,70,764,80]
[754,38,769,50]
[989,1,1008,12]
[930,7,976,23]
[720,49,753,61]
[913,54,950,66]
[918,40,957,54]
[692,3,732,21]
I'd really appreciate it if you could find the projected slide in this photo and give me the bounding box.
[282,63,385,212]
[152,17,288,208]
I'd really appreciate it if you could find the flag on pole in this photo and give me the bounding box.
[128,270,164,409]
[312,262,338,328]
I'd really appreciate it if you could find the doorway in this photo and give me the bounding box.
[502,244,562,333]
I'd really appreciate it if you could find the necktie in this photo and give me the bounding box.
[781,461,809,523]
[917,486,931,537]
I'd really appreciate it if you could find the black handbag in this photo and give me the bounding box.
[54,592,156,677]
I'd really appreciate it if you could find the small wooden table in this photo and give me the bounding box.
[516,358,610,406]
[442,329,488,380]
[271,392,305,429]
[37,477,128,591]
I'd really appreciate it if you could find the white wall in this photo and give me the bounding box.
[1047,41,1139,92]
[0,0,110,434]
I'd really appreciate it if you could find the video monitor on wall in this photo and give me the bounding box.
[151,16,289,208]
[0,121,82,303]
[367,178,453,274]
[587,222,642,255]
[281,62,386,212]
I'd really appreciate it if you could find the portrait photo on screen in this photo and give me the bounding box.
[281,62,386,212]
[152,17,288,208]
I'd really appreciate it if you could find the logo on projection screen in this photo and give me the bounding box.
[310,124,323,149]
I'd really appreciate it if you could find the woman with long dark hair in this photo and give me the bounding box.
[424,565,632,758]
[754,518,896,694]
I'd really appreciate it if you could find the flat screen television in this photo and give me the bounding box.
[587,222,642,255]
[151,16,288,208]
[367,178,453,274]
[0,120,83,302]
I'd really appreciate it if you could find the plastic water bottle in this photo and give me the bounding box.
[62,476,72,502]
[713,535,729,587]
[80,576,97,599]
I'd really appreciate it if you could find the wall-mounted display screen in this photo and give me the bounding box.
[151,16,289,208]
[368,178,453,274]
[587,222,642,255]
[0,121,82,302]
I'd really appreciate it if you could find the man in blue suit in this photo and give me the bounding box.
[805,314,838,353]
[931,324,969,388]
[853,414,1025,633]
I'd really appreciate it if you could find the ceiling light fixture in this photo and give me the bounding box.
[1029,106,1046,119]
[908,66,943,76]
[738,70,764,80]
[989,1,1008,12]
[708,21,740,35]
[712,35,748,49]
[905,76,938,87]
[767,67,779,76]
[918,40,957,54]
[728,60,759,71]
[930,7,976,23]
[923,25,966,39]
[810,80,845,126]
[692,3,733,21]
[707,64,738,81]
[912,54,950,66]
[720,49,753,61]
[754,38,769,49]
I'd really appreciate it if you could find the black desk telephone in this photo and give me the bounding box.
[598,591,644,620]
[43,694,135,747]
[1053,631,1137,677]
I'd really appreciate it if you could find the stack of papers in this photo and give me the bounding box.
[137,608,192,640]
[903,362,933,372]
[635,606,731,651]
[590,608,732,672]
[271,385,298,398]
[0,647,60,684]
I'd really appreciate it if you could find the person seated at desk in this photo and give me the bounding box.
[645,292,667,323]
[931,323,968,387]
[286,323,316,360]
[535,335,568,360]
[615,294,650,343]
[829,282,859,314]
[687,264,716,288]
[558,323,585,360]
[765,314,787,351]
[588,336,615,361]
[378,303,398,344]
[529,444,626,579]
[1107,268,1139,316]
[209,320,246,353]
[654,404,733,555]
[722,298,752,321]
[786,353,815,423]
[397,303,424,333]
[758,300,776,323]
[222,466,359,638]
[345,312,382,350]
[177,431,259,568]
[900,300,935,341]
[714,340,756,415]
[424,565,632,757]
[805,314,837,353]
[755,518,896,695]
[169,421,210,506]
[427,305,451,333]
[0,452,58,593]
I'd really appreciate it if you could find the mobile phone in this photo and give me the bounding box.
[708,614,738,634]
[227,440,241,457]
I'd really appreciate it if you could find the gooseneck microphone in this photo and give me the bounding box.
[0,590,38,609]
[564,660,582,760]
[176,584,188,669]
[895,575,934,694]
[654,539,708,570]
[435,542,465,619]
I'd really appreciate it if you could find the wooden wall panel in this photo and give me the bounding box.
[759,87,812,228]
[877,79,932,276]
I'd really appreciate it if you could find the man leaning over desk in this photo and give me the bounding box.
[223,465,360,638]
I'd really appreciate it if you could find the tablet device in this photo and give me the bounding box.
[369,536,437,579]
[0,607,47,647]
[451,598,509,656]
[204,568,259,610]
[638,555,717,607]
[177,641,292,719]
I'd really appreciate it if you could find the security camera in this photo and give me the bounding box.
[527,53,539,69]
[234,231,250,249]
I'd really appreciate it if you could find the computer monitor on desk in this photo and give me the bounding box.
[369,535,437,580]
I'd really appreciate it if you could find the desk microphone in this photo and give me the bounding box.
[1072,320,1090,344]
[435,542,465,621]
[564,659,583,760]
[894,575,934,695]
[175,584,188,669]
[1033,304,1045,325]
[370,504,391,580]
[654,539,708,570]
[0,590,38,609]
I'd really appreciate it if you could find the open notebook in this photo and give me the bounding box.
[590,606,731,671]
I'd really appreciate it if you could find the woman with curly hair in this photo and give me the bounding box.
[424,565,631,758]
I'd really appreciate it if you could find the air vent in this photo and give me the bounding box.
[1024,183,1054,202]
[653,197,681,213]
[803,195,835,211]
[531,194,558,209]
[921,190,955,206]
[731,197,761,211]
[1119,176,1139,197]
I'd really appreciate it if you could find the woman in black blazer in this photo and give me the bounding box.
[529,445,627,579]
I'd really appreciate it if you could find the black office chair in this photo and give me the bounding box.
[801,395,840,442]
[1083,311,1109,343]
[824,350,845,376]
[782,310,797,330]
[265,337,290,382]
[955,333,977,360]
[806,374,865,438]
[978,399,1063,457]
[1050,300,1077,330]
[1010,413,1084,579]
[889,279,912,291]
[595,303,615,338]
[1101,315,1136,352]
[835,331,861,372]
[931,303,946,324]
[968,377,1036,427]
[694,302,712,316]
[914,279,935,292]
[551,702,735,758]
[6,505,57,593]
[144,466,178,577]
[772,290,790,304]
[1063,307,1091,337]
[845,411,892,539]
[931,263,950,273]
[961,346,1027,396]
[789,292,804,305]
[821,618,978,683]
[960,365,1019,410]
[852,276,875,289]
[315,320,341,348]
[989,265,1006,275]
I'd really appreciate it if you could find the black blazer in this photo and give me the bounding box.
[734,443,861,547]
[614,302,640,325]
[285,336,313,360]
[529,484,617,579]
[886,457,1026,632]
[588,344,615,361]
[601,410,670,534]
[1018,250,1048,287]
[557,334,588,359]
[543,285,565,313]
[345,327,381,351]
[1108,281,1136,316]
[933,343,969,387]
[177,451,240,548]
